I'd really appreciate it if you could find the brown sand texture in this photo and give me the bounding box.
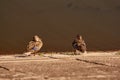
[0,51,120,80]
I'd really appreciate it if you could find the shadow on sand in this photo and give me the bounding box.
[44,56,59,59]
[0,66,10,71]
[76,58,115,67]
[14,55,28,58]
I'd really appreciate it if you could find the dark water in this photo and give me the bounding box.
[0,0,120,53]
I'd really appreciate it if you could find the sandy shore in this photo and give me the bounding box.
[0,51,120,80]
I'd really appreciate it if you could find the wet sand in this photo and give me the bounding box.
[0,0,120,51]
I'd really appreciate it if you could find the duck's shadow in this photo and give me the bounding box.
[14,55,28,58]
